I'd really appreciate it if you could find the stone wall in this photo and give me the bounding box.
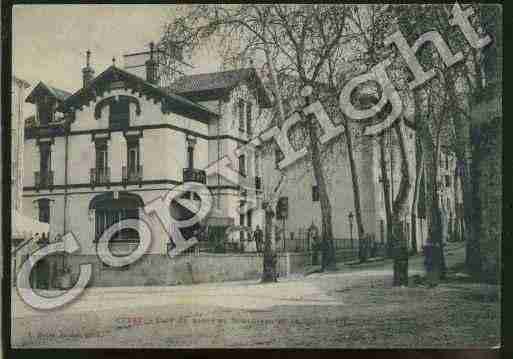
[24,252,316,288]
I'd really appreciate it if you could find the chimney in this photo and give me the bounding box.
[82,50,95,88]
[145,42,158,84]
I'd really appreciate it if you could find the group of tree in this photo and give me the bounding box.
[159,4,501,284]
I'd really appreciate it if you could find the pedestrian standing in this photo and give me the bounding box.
[254,225,263,253]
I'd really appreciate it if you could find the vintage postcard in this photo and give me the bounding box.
[9,3,501,350]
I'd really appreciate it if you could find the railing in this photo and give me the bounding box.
[90,167,111,186]
[122,165,143,183]
[35,171,54,189]
[183,168,206,184]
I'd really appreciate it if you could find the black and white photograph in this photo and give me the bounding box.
[8,3,501,350]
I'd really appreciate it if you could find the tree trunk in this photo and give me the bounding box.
[344,121,366,262]
[306,109,336,271]
[391,121,411,286]
[261,207,277,283]
[379,134,393,258]
[410,131,423,254]
[417,111,445,282]
[449,90,481,275]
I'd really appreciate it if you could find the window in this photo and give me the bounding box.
[96,205,139,270]
[38,143,52,187]
[445,153,449,170]
[276,197,288,220]
[187,145,194,169]
[95,208,139,241]
[96,140,108,169]
[246,101,252,136]
[109,98,130,129]
[247,209,253,228]
[240,213,245,241]
[238,154,246,176]
[95,140,109,183]
[275,147,284,167]
[127,138,140,180]
[312,185,320,202]
[92,194,142,252]
[238,99,245,132]
[39,143,51,176]
[38,199,50,223]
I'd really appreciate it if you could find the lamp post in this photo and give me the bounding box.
[348,211,354,248]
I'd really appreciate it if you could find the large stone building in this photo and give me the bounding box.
[21,47,271,286]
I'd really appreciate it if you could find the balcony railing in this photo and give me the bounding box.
[183,168,206,184]
[90,167,111,186]
[35,171,54,189]
[122,165,143,183]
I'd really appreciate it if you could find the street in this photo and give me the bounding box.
[12,243,500,348]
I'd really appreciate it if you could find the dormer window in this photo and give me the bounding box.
[110,97,130,129]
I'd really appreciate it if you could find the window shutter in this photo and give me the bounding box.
[49,200,55,238]
[107,139,112,174]
[120,135,127,169]
[90,141,96,171]
[50,143,55,173]
[139,137,144,178]
[129,102,136,126]
[32,200,39,221]
[32,143,40,173]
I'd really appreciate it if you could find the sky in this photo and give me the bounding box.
[13,5,223,114]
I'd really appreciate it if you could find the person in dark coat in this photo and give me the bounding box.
[253,225,264,253]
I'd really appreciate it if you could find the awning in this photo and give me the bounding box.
[12,211,50,240]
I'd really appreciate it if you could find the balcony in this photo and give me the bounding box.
[35,171,54,189]
[122,165,143,184]
[183,168,206,184]
[90,167,111,186]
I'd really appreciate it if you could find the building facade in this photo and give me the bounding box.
[12,76,31,213]
[21,48,271,286]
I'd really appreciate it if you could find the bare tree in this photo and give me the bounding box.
[348,5,413,284]
[160,4,360,271]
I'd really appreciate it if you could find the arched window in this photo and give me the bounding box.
[109,97,130,129]
[89,192,143,243]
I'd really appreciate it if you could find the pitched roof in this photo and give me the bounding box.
[165,68,272,107]
[61,65,219,122]
[48,85,72,102]
[26,82,72,104]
